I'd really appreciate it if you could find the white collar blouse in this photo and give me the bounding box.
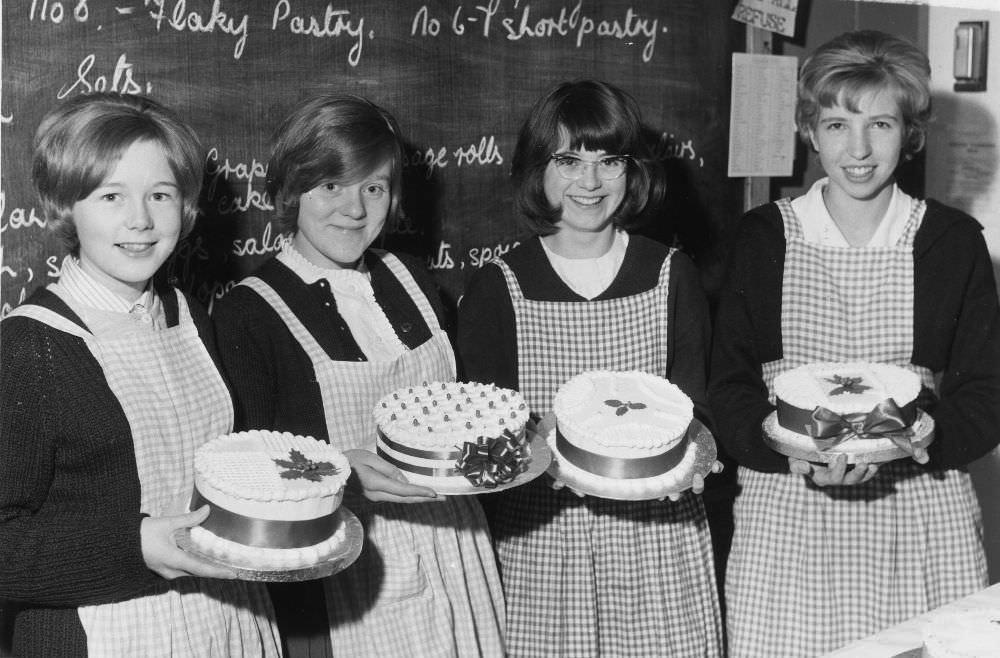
[277,243,407,361]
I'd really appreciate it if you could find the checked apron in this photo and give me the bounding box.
[240,250,504,658]
[725,199,987,658]
[489,251,722,658]
[9,289,280,658]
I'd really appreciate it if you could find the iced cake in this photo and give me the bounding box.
[374,381,531,490]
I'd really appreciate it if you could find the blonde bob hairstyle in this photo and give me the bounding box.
[265,93,406,234]
[31,92,204,254]
[796,30,932,160]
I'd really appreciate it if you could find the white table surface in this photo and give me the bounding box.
[821,582,1000,657]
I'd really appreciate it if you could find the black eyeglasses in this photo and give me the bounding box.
[549,153,632,180]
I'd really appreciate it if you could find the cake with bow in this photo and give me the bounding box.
[549,370,699,498]
[373,381,531,491]
[765,361,931,463]
[188,430,352,570]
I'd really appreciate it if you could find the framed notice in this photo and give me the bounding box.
[728,53,798,178]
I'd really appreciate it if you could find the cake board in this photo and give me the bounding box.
[175,506,364,582]
[404,425,553,496]
[542,413,718,501]
[762,409,935,466]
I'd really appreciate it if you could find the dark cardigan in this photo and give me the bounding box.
[0,287,220,658]
[708,199,1000,473]
[211,250,449,440]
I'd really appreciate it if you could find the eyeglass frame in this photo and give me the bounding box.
[548,152,633,181]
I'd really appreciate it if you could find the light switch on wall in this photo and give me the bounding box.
[954,21,988,92]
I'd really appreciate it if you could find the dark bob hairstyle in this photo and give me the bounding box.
[510,79,665,235]
[796,30,932,160]
[32,92,204,254]
[266,93,406,234]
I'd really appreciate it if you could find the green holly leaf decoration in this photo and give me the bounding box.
[604,399,648,416]
[274,449,340,482]
[825,375,872,396]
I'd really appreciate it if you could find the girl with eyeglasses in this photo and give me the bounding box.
[457,79,724,657]
[211,94,505,658]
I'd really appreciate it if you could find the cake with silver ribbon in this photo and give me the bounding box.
[766,361,929,463]
[550,370,697,497]
[189,430,351,569]
[373,381,530,490]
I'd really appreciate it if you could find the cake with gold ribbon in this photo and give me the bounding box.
[765,361,930,464]
[373,381,531,491]
[189,430,351,569]
[549,370,698,497]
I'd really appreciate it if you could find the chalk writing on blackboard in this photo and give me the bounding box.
[204,149,272,215]
[58,53,153,98]
[410,2,667,62]
[148,0,250,60]
[3,0,744,316]
[270,2,368,66]
[29,0,90,24]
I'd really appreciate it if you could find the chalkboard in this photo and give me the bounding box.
[1,0,744,313]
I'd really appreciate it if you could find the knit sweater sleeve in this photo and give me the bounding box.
[914,208,1000,468]
[664,251,714,431]
[708,208,789,473]
[456,261,519,391]
[0,316,157,606]
[211,284,288,434]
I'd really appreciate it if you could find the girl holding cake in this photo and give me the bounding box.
[0,93,281,656]
[211,94,505,658]
[457,80,724,657]
[709,30,1000,656]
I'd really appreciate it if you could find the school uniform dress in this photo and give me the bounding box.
[212,245,505,658]
[710,180,1000,657]
[0,257,280,658]
[458,233,723,658]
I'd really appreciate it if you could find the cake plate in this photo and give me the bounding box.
[762,409,935,465]
[416,424,553,496]
[175,506,364,582]
[542,413,719,502]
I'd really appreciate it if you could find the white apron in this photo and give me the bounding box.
[488,251,723,658]
[240,250,504,658]
[9,290,280,658]
[725,199,987,658]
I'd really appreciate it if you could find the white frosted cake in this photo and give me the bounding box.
[922,608,1000,658]
[767,362,928,463]
[190,430,351,570]
[374,381,531,491]
[550,370,697,498]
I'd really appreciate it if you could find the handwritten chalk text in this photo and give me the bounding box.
[271,1,367,67]
[146,0,249,60]
[57,53,152,97]
[411,2,666,63]
[204,148,272,215]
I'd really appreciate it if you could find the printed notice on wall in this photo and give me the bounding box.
[728,53,798,178]
[731,0,798,38]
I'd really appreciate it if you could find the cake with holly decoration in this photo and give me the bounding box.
[549,370,698,498]
[188,430,351,569]
[373,381,531,491]
[764,362,930,464]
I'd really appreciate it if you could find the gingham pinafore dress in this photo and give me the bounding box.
[9,289,281,658]
[489,250,723,658]
[725,199,987,658]
[240,250,505,658]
